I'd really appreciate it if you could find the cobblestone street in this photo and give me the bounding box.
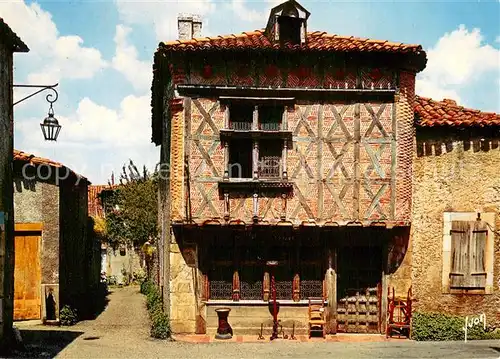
[12,286,500,359]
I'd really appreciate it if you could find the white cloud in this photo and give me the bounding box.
[230,0,266,22]
[3,1,157,184]
[416,25,500,105]
[15,94,158,183]
[112,25,152,93]
[0,0,107,85]
[115,0,216,42]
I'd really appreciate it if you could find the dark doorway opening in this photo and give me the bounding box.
[336,231,384,333]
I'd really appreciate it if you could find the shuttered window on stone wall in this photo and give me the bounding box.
[450,220,487,289]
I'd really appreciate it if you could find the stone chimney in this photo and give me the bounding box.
[178,14,202,40]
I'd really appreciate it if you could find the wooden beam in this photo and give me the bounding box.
[390,101,397,220]
[317,104,324,220]
[219,96,296,106]
[353,103,361,219]
[15,223,43,232]
[178,85,396,101]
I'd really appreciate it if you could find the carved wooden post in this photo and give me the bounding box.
[252,193,259,222]
[252,105,258,130]
[263,272,270,301]
[224,192,229,221]
[233,237,240,301]
[293,274,300,302]
[232,271,240,301]
[280,193,287,221]
[292,232,300,302]
[325,247,337,334]
[223,142,229,180]
[252,141,259,180]
[282,141,288,180]
[224,104,230,129]
[282,106,288,131]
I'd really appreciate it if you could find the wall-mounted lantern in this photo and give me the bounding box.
[13,83,61,141]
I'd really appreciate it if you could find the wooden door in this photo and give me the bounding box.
[14,234,42,320]
[336,245,383,333]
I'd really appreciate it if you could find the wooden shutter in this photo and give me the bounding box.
[450,221,469,288]
[468,220,487,288]
[450,220,487,289]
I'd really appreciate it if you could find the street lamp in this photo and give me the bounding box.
[12,83,61,141]
[40,103,61,141]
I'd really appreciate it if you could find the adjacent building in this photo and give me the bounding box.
[412,97,500,322]
[13,150,100,322]
[0,18,29,349]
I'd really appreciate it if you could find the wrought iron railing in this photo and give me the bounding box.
[258,156,281,179]
[230,121,252,131]
[300,280,324,299]
[259,122,281,131]
[276,281,293,300]
[241,281,263,300]
[209,280,233,300]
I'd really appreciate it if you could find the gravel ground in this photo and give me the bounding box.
[13,286,500,359]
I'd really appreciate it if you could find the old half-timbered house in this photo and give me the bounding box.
[151,0,427,335]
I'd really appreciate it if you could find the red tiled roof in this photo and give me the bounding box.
[88,184,118,218]
[0,18,29,52]
[414,96,500,127]
[160,29,423,54]
[13,149,88,183]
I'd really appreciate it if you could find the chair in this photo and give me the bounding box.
[386,286,412,338]
[308,297,326,338]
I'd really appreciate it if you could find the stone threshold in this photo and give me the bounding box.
[172,334,401,343]
[204,300,328,306]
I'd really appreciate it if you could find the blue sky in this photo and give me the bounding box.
[1,0,499,184]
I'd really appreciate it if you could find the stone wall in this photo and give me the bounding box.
[105,246,142,284]
[0,39,13,346]
[206,304,310,335]
[412,136,500,324]
[13,179,60,319]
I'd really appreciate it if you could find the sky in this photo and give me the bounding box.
[1,0,499,184]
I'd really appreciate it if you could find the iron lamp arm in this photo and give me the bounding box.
[12,83,59,107]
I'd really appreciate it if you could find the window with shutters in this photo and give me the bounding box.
[442,212,495,294]
[449,220,487,289]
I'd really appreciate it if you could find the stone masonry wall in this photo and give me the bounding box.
[13,179,60,287]
[0,40,13,346]
[412,138,500,324]
[13,178,60,319]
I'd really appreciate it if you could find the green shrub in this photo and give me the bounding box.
[140,281,171,339]
[140,280,155,295]
[132,269,147,284]
[412,312,500,341]
[60,305,78,326]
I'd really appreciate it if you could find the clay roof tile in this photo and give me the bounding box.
[415,96,500,128]
[158,29,423,54]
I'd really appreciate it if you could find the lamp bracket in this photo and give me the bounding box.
[12,83,59,107]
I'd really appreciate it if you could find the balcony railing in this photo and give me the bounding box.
[258,156,281,179]
[227,122,283,131]
[230,121,252,131]
[259,122,281,131]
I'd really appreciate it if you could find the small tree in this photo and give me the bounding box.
[103,160,158,250]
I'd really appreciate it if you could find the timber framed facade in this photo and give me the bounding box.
[152,0,428,336]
